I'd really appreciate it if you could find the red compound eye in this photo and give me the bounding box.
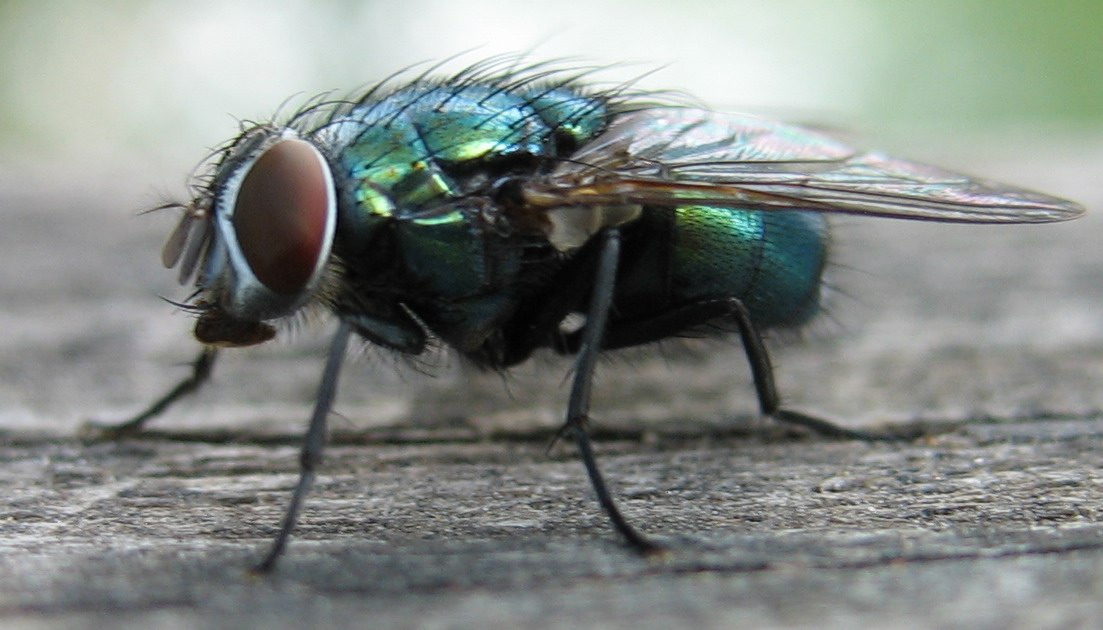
[232,139,333,295]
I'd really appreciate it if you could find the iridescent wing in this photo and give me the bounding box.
[520,108,1084,249]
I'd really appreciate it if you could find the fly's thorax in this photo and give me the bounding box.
[322,82,611,250]
[330,192,558,353]
[314,82,614,353]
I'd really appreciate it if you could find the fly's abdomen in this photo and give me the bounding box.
[669,206,828,328]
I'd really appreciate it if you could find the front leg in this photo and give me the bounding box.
[82,347,220,439]
[253,320,353,573]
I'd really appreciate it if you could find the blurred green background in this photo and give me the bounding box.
[0,0,1099,169]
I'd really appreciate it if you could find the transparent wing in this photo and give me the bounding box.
[521,108,1085,227]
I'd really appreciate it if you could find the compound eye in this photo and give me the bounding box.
[232,139,334,295]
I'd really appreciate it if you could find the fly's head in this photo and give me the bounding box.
[161,124,338,347]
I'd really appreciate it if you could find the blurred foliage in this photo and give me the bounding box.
[0,0,1098,161]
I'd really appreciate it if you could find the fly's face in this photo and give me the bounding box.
[162,126,338,347]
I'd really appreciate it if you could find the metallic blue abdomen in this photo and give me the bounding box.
[672,207,827,327]
[616,206,828,330]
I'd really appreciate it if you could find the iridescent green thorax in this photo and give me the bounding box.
[324,82,608,236]
[315,79,611,350]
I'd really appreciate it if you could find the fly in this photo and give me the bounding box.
[95,58,1085,572]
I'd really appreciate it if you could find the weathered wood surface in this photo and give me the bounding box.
[1,146,1101,629]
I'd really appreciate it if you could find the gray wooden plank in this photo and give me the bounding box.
[1,144,1101,628]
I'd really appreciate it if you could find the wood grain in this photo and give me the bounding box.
[1,148,1101,628]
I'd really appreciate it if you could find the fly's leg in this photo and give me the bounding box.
[561,297,892,441]
[82,347,219,439]
[563,228,660,553]
[253,320,352,574]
